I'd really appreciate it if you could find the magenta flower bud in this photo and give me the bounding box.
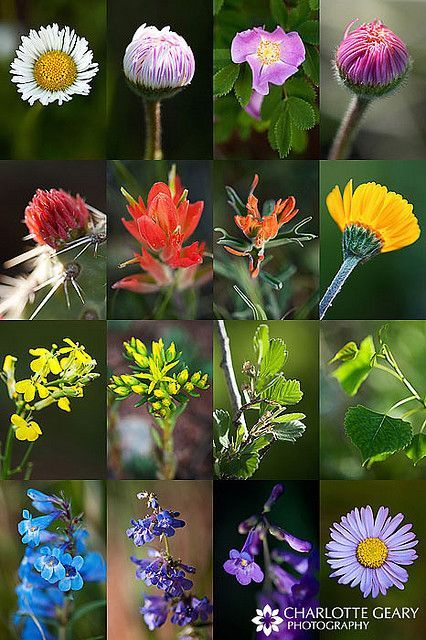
[123,24,195,100]
[335,19,411,97]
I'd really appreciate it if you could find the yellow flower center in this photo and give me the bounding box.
[33,51,77,92]
[257,40,281,65]
[241,559,248,567]
[356,537,388,568]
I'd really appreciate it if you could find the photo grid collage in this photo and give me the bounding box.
[0,1,425,639]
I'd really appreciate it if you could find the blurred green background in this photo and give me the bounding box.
[0,0,106,159]
[321,320,426,480]
[107,0,212,159]
[107,480,212,640]
[320,0,426,159]
[215,480,318,638]
[108,320,212,479]
[320,480,426,640]
[107,160,212,320]
[0,480,106,640]
[320,160,426,319]
[0,321,106,479]
[214,320,319,479]
[214,160,319,319]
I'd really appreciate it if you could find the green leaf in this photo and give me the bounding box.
[213,63,240,97]
[288,0,311,29]
[405,433,426,465]
[290,127,308,154]
[273,412,306,423]
[344,405,413,464]
[254,324,270,366]
[270,0,288,26]
[302,44,319,85]
[234,286,268,320]
[271,419,306,442]
[213,409,231,449]
[259,338,288,380]
[70,600,106,630]
[214,48,231,73]
[298,20,319,44]
[213,0,225,16]
[285,77,316,103]
[150,427,162,449]
[309,0,319,9]
[220,452,260,479]
[244,434,273,453]
[287,96,316,130]
[259,270,284,290]
[274,104,292,158]
[261,85,282,120]
[263,378,303,405]
[329,341,359,364]
[234,63,252,107]
[332,335,375,396]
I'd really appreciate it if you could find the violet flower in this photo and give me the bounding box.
[231,26,305,96]
[223,549,264,585]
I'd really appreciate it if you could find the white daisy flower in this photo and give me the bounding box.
[10,23,99,106]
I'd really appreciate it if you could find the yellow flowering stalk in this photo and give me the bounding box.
[320,180,420,319]
[0,338,99,479]
[109,336,209,479]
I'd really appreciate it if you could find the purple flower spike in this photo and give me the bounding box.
[231,26,305,96]
[335,19,410,95]
[326,505,418,599]
[224,549,264,585]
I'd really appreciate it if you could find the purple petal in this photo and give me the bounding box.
[231,29,261,63]
[280,32,306,67]
[223,560,238,575]
[373,506,389,536]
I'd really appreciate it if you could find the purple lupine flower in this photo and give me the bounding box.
[153,510,186,537]
[231,26,305,96]
[335,19,410,93]
[140,594,169,630]
[223,549,264,585]
[268,525,312,553]
[123,24,195,96]
[326,505,418,598]
[18,509,61,547]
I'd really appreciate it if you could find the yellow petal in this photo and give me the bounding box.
[36,384,50,399]
[11,414,26,428]
[15,427,30,441]
[58,397,71,412]
[49,357,62,375]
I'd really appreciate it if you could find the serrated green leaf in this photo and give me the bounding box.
[344,405,413,464]
[329,341,359,364]
[275,104,292,158]
[298,20,319,44]
[259,338,288,380]
[220,452,260,479]
[290,127,308,154]
[213,409,231,449]
[214,48,231,73]
[261,85,282,120]
[213,0,225,16]
[214,63,240,97]
[302,44,319,85]
[273,412,306,423]
[332,335,375,396]
[244,434,273,453]
[287,96,316,130]
[285,77,316,102]
[405,433,426,465]
[270,0,288,26]
[263,377,303,405]
[234,63,252,106]
[254,324,269,365]
[288,0,311,29]
[271,419,306,442]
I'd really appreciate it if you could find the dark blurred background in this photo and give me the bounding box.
[320,160,426,319]
[107,160,213,319]
[108,479,212,640]
[321,0,426,159]
[320,481,426,640]
[107,0,212,159]
[214,160,319,319]
[108,320,212,479]
[0,480,106,640]
[321,320,426,480]
[0,321,106,478]
[215,480,319,638]
[214,320,319,479]
[0,0,106,159]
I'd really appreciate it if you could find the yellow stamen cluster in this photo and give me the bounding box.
[257,39,281,65]
[356,537,388,568]
[33,50,77,92]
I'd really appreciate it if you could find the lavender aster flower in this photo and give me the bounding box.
[326,505,418,598]
[335,19,411,96]
[231,26,305,96]
[223,549,264,585]
[123,24,195,99]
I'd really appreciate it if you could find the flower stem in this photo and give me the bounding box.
[319,255,361,319]
[216,320,248,436]
[159,418,177,480]
[10,443,34,477]
[143,99,163,160]
[1,425,14,479]
[328,95,371,160]
[262,535,273,592]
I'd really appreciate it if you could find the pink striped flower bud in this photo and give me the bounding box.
[123,24,195,100]
[25,189,89,249]
[335,19,411,96]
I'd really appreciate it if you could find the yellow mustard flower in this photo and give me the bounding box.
[11,414,42,441]
[59,338,92,367]
[29,348,62,375]
[57,397,71,412]
[15,379,50,402]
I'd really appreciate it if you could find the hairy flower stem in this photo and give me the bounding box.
[328,95,371,160]
[216,320,248,435]
[159,418,177,480]
[319,255,362,319]
[143,99,163,160]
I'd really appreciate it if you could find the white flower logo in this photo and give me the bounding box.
[252,604,284,637]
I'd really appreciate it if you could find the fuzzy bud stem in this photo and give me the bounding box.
[328,94,371,160]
